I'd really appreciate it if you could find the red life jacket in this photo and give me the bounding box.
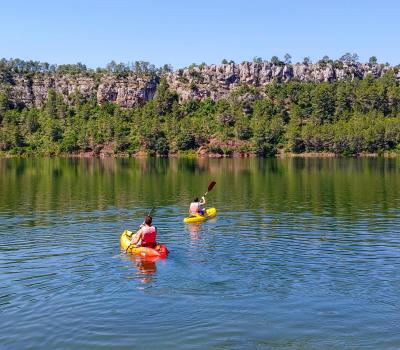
[189,202,200,214]
[141,225,157,247]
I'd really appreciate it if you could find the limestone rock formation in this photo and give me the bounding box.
[1,62,399,108]
[1,73,159,108]
[166,62,397,101]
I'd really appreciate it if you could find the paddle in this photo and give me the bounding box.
[203,181,216,198]
[201,181,216,215]
[124,207,155,253]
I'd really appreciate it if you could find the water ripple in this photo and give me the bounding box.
[1,158,400,349]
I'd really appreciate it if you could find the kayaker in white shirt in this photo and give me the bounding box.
[189,196,206,216]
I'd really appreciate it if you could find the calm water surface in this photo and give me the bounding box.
[0,158,400,349]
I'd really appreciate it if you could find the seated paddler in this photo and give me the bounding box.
[189,196,206,216]
[129,215,157,248]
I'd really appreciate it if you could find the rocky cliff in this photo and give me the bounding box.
[2,74,159,108]
[2,62,399,108]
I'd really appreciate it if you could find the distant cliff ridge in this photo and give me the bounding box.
[5,74,160,108]
[1,61,399,108]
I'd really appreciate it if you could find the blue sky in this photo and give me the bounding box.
[1,0,399,69]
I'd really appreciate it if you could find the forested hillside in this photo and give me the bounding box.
[1,57,400,157]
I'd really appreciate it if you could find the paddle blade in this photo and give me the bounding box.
[208,181,216,192]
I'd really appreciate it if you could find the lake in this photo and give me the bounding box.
[0,157,399,349]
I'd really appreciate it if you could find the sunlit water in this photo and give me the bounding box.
[0,158,399,349]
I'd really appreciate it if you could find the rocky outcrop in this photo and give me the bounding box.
[95,75,159,107]
[1,73,159,108]
[166,62,399,100]
[2,62,399,108]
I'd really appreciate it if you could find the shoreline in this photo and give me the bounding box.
[1,150,399,159]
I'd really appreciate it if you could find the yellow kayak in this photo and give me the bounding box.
[120,230,169,258]
[183,208,217,223]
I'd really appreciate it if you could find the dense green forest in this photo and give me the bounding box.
[1,59,400,157]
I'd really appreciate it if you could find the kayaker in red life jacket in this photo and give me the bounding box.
[189,197,206,216]
[129,215,157,248]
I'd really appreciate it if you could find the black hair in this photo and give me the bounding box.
[194,197,199,202]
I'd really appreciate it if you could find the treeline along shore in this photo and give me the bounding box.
[1,55,400,157]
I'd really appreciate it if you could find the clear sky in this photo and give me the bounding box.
[1,0,399,69]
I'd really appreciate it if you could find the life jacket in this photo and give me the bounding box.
[141,225,157,247]
[189,202,200,214]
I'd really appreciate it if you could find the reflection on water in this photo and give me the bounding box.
[1,157,398,221]
[187,223,202,240]
[0,157,399,349]
[127,255,157,284]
